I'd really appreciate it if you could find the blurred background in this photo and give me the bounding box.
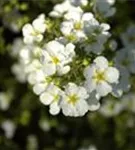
[0,0,135,150]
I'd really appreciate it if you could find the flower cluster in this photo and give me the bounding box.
[11,0,135,117]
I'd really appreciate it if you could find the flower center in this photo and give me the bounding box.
[52,56,60,64]
[74,22,82,30]
[68,94,78,105]
[31,30,40,36]
[53,94,60,102]
[66,34,77,42]
[93,70,105,83]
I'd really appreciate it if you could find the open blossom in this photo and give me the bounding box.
[112,67,131,98]
[22,14,46,44]
[10,0,130,118]
[11,38,24,57]
[114,46,135,74]
[1,120,16,139]
[49,0,88,18]
[31,70,51,95]
[84,56,119,97]
[121,93,135,113]
[42,40,75,76]
[69,0,88,6]
[0,92,12,111]
[83,23,110,54]
[95,0,116,17]
[40,84,62,115]
[61,8,95,42]
[19,45,42,64]
[60,83,89,117]
[99,97,124,117]
[12,62,27,83]
[120,24,135,46]
[49,0,73,18]
[61,6,110,52]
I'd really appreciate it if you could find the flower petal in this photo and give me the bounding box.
[97,81,112,96]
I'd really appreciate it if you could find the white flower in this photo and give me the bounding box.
[121,93,135,113]
[60,7,87,41]
[120,24,135,46]
[0,92,11,111]
[49,0,73,18]
[99,97,124,117]
[87,91,101,111]
[3,10,21,33]
[31,70,50,95]
[11,62,27,83]
[69,0,88,6]
[1,120,16,139]
[83,23,110,54]
[114,46,135,74]
[112,67,131,98]
[27,135,38,150]
[60,83,89,117]
[42,40,75,76]
[11,38,24,57]
[60,6,110,52]
[40,84,62,115]
[19,45,42,65]
[95,0,116,17]
[109,40,117,51]
[24,59,42,75]
[22,14,46,44]
[39,119,51,131]
[84,56,119,97]
[49,0,88,18]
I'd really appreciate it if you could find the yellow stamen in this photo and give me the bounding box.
[74,22,82,30]
[52,56,60,64]
[93,70,105,83]
[68,94,78,105]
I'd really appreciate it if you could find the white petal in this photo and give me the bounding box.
[35,34,43,42]
[46,40,64,54]
[49,102,60,115]
[32,15,46,33]
[64,7,82,21]
[23,36,33,44]
[84,79,96,93]
[94,56,108,69]
[78,87,89,99]
[65,43,75,57]
[57,65,70,75]
[87,91,101,111]
[100,23,110,31]
[82,13,94,21]
[97,81,112,96]
[104,67,119,83]
[27,73,37,85]
[33,83,47,95]
[22,24,33,36]
[43,63,56,76]
[40,92,54,105]
[83,65,95,79]
[65,83,78,95]
[75,100,88,116]
[89,102,100,111]
[60,21,73,35]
